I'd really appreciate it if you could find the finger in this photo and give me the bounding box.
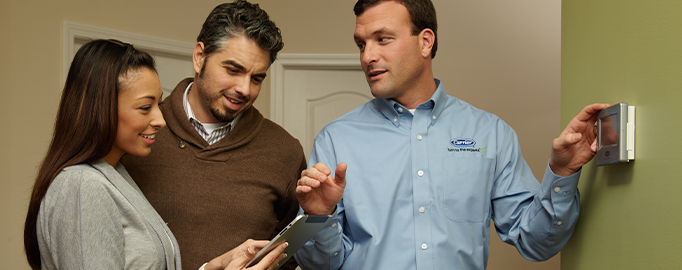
[250,242,289,270]
[249,240,269,250]
[227,247,255,269]
[334,162,348,185]
[296,185,312,194]
[573,103,610,122]
[312,162,332,176]
[297,177,321,189]
[237,239,255,254]
[591,139,598,152]
[301,167,329,184]
[266,253,287,270]
[555,133,582,150]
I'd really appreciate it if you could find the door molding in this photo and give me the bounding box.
[62,21,195,86]
[270,53,362,125]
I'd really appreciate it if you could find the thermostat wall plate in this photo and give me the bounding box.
[596,102,635,166]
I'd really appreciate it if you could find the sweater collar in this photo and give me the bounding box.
[163,78,264,151]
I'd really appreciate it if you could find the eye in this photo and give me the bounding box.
[224,65,243,74]
[252,77,264,85]
[356,43,365,51]
[139,105,152,111]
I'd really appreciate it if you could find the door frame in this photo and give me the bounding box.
[62,21,195,87]
[269,53,362,125]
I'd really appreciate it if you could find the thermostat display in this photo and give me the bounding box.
[596,102,635,166]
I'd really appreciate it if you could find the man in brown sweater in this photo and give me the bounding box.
[121,1,306,269]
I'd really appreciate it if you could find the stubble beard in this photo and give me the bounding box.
[196,71,247,123]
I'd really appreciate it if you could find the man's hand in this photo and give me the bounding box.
[296,162,347,215]
[550,103,610,176]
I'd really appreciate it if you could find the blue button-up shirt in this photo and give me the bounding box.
[295,79,581,270]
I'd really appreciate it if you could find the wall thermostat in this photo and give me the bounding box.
[596,102,635,166]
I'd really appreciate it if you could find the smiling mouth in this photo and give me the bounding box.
[226,97,243,105]
[141,134,156,140]
[368,70,387,79]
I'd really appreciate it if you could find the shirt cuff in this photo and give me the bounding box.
[312,207,342,242]
[542,163,580,199]
[199,263,208,270]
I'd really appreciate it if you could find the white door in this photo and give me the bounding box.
[270,54,373,160]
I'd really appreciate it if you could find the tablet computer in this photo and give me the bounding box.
[245,214,334,269]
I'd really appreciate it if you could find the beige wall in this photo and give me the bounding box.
[0,0,560,269]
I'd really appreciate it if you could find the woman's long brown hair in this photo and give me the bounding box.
[23,39,156,269]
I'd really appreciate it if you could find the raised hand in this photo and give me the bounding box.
[296,162,347,215]
[550,103,610,176]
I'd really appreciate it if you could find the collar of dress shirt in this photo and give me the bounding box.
[373,78,446,127]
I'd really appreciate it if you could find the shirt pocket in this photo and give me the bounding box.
[442,157,494,223]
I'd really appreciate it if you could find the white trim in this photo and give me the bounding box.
[270,53,361,124]
[62,21,195,86]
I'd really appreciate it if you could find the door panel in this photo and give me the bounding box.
[271,54,371,160]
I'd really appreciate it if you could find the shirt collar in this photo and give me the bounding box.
[374,78,446,127]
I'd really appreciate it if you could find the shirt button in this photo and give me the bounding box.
[393,117,398,122]
[432,115,437,120]
[178,140,187,149]
[557,221,563,226]
[419,207,425,213]
[418,170,424,177]
[334,252,338,256]
[417,135,423,141]
[398,108,403,113]
[554,187,561,193]
[421,244,428,250]
[331,223,337,228]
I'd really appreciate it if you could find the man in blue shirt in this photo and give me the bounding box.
[293,0,607,269]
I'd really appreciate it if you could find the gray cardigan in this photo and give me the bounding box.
[37,159,182,269]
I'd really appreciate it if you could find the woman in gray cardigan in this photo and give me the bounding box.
[23,39,287,270]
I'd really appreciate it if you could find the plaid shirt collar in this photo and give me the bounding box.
[182,82,241,145]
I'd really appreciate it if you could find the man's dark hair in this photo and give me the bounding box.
[354,0,438,58]
[197,0,283,65]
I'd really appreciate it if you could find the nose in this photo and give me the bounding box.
[151,105,166,129]
[233,76,252,98]
[361,43,379,67]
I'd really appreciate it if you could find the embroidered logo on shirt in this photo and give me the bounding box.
[448,138,487,153]
[450,138,476,147]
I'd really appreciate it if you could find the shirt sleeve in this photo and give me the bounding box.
[490,124,581,261]
[294,132,348,270]
[38,170,126,269]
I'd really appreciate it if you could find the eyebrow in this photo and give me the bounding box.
[137,95,158,101]
[222,60,268,78]
[354,28,390,41]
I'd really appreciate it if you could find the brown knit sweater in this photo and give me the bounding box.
[121,78,306,270]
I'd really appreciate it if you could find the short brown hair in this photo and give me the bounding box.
[354,0,438,58]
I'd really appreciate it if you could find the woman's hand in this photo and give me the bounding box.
[204,239,288,270]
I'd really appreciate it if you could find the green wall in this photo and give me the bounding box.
[561,0,682,269]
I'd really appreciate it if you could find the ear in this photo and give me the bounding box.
[192,42,206,74]
[419,28,435,59]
